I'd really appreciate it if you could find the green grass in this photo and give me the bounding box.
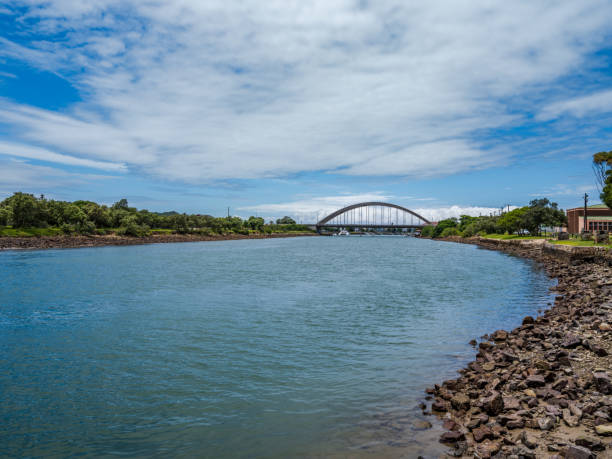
[0,226,63,237]
[549,239,612,249]
[150,228,174,234]
[481,234,547,240]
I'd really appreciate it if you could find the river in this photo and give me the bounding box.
[0,236,554,457]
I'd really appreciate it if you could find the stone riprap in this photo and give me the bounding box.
[425,237,612,458]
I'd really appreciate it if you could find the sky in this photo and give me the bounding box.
[1,1,611,223]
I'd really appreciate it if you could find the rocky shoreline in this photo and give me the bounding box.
[0,232,318,251]
[424,237,612,458]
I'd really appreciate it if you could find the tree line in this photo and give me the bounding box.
[421,198,567,238]
[0,192,310,237]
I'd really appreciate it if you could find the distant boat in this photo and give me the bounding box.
[336,229,349,236]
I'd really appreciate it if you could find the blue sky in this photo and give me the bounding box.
[1,1,612,222]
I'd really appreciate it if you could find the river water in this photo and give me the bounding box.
[0,236,554,458]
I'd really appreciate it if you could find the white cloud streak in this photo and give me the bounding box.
[0,141,126,171]
[538,90,612,121]
[2,1,612,182]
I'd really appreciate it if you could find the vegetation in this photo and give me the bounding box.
[0,192,314,237]
[593,150,612,209]
[423,198,567,239]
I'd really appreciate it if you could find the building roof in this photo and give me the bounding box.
[567,203,611,211]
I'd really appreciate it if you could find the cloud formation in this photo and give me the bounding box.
[1,1,612,182]
[240,194,508,223]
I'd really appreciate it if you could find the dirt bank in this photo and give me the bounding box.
[0,232,318,251]
[424,237,612,458]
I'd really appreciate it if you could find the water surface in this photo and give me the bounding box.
[0,237,554,457]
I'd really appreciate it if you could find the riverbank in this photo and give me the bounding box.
[424,236,612,458]
[0,232,318,251]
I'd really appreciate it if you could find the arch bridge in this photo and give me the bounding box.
[316,202,431,232]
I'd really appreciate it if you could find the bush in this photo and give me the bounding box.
[421,225,435,237]
[61,223,76,234]
[440,227,460,237]
[462,223,477,237]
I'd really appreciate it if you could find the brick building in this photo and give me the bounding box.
[566,204,612,233]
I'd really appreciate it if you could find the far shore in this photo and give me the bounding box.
[0,232,319,251]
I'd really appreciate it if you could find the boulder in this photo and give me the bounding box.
[594,424,612,436]
[526,374,546,387]
[593,372,611,395]
[472,425,494,442]
[451,393,471,411]
[562,334,582,349]
[538,416,555,431]
[565,445,594,459]
[481,391,504,415]
[439,431,465,443]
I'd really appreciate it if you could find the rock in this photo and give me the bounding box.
[562,334,582,349]
[590,344,608,356]
[563,408,579,427]
[593,372,612,395]
[469,339,477,346]
[481,391,504,415]
[503,396,521,411]
[472,425,494,442]
[439,431,465,443]
[599,322,611,331]
[520,431,537,449]
[575,436,604,451]
[522,316,535,325]
[491,329,508,341]
[432,400,449,412]
[506,417,525,429]
[565,445,594,459]
[538,416,555,430]
[533,359,551,370]
[482,362,496,372]
[443,419,458,431]
[594,424,612,436]
[451,393,471,411]
[526,374,546,387]
[411,420,432,430]
[475,440,501,458]
[523,389,537,397]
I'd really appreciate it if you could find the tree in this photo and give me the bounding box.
[432,218,458,238]
[112,198,129,211]
[276,216,296,224]
[593,151,612,208]
[522,199,566,236]
[2,192,42,227]
[247,216,265,231]
[498,207,528,234]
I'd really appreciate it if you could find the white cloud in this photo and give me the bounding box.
[413,206,515,222]
[0,158,117,195]
[240,194,509,223]
[2,1,612,182]
[538,90,612,120]
[0,141,126,171]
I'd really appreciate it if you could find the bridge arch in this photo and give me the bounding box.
[316,201,431,228]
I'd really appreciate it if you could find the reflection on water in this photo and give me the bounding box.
[0,237,553,458]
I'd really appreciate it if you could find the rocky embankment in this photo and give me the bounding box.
[425,238,612,458]
[0,232,318,251]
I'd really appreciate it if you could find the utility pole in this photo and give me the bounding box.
[227,207,230,218]
[583,193,589,232]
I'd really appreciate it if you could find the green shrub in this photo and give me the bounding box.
[440,227,460,237]
[421,225,435,237]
